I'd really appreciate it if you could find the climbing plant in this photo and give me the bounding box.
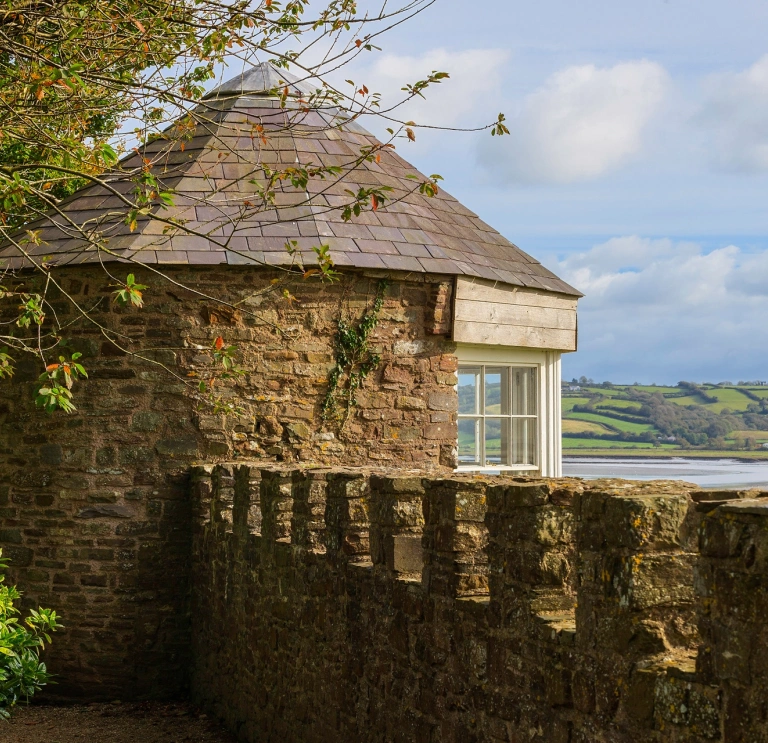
[322,280,388,428]
[0,550,62,719]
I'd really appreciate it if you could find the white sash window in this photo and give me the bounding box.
[455,345,563,477]
[458,365,538,469]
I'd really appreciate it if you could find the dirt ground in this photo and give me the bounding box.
[0,702,238,743]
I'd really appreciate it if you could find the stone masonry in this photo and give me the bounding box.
[190,464,768,743]
[0,264,457,697]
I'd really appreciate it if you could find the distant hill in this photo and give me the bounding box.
[562,381,768,455]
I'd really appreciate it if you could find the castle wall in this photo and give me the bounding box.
[190,464,768,743]
[0,264,456,698]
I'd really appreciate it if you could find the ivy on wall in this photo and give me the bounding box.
[322,280,388,428]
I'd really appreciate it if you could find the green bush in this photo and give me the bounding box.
[0,549,61,719]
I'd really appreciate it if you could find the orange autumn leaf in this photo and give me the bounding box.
[214,336,225,350]
[46,363,59,372]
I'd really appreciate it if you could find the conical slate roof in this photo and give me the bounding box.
[0,63,580,296]
[205,63,320,99]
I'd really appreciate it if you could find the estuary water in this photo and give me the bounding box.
[562,457,768,489]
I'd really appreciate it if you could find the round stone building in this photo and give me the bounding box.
[0,63,580,697]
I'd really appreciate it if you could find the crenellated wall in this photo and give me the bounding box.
[189,465,768,743]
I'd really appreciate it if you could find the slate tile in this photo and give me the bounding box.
[170,235,212,251]
[327,251,356,266]
[330,223,374,239]
[155,250,189,263]
[226,251,265,265]
[393,243,431,258]
[248,236,289,251]
[381,255,423,272]
[348,253,386,269]
[321,140,352,156]
[322,237,359,253]
[398,228,431,244]
[453,261,483,278]
[376,212,418,230]
[297,221,319,237]
[189,251,228,265]
[426,245,449,259]
[355,239,397,255]
[263,252,294,266]
[262,223,300,237]
[368,225,405,242]
[417,257,459,275]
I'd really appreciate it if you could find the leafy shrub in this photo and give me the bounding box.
[0,550,61,719]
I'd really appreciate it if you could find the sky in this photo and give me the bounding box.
[329,0,768,384]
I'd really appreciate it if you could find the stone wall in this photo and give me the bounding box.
[190,463,768,743]
[0,264,456,697]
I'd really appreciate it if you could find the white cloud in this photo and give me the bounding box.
[478,60,669,184]
[698,54,768,172]
[334,48,508,148]
[550,237,768,382]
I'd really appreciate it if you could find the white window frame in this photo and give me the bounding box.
[457,363,539,471]
[455,344,563,477]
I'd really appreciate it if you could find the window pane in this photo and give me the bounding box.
[511,418,537,466]
[484,418,509,466]
[484,367,509,415]
[458,367,481,415]
[458,418,481,465]
[511,367,537,416]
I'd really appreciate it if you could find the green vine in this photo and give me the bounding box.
[322,280,388,427]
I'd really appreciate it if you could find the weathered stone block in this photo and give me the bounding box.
[396,396,426,410]
[386,534,424,574]
[427,392,456,411]
[131,411,163,432]
[76,504,133,519]
[155,437,199,457]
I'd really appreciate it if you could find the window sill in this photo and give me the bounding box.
[455,465,539,474]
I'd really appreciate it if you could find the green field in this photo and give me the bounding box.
[562,381,768,456]
[585,387,625,397]
[562,397,590,412]
[703,388,754,412]
[663,387,756,413]
[667,395,702,407]
[630,385,678,394]
[562,419,612,434]
[562,437,666,450]
[595,399,643,411]
[568,411,654,433]
[564,447,768,460]
[729,430,768,440]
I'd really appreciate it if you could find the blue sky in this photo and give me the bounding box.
[336,0,768,384]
